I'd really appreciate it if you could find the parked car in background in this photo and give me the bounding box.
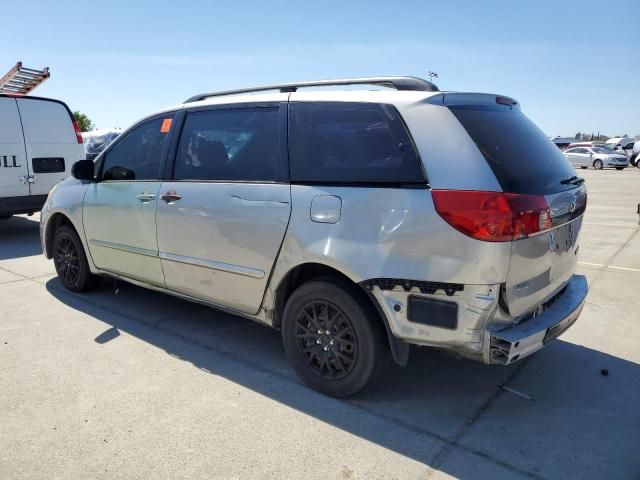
[630,142,640,168]
[0,94,84,219]
[563,146,629,170]
[40,76,589,397]
[551,136,577,150]
[82,129,121,161]
[606,137,635,160]
[567,142,614,151]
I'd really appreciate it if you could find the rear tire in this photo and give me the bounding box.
[281,278,384,397]
[593,159,604,170]
[52,225,100,292]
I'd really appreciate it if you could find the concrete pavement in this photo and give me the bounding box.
[1,168,639,479]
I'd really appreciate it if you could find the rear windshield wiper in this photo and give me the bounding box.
[560,176,585,185]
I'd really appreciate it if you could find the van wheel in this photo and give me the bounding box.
[53,225,100,292]
[593,159,604,170]
[281,278,384,397]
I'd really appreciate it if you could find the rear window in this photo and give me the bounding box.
[450,105,577,194]
[289,102,425,185]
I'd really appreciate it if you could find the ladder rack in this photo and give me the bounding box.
[0,62,50,95]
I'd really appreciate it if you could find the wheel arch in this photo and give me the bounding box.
[44,212,76,259]
[272,262,410,366]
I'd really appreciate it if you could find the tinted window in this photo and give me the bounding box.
[450,105,577,194]
[289,102,424,184]
[174,107,280,181]
[102,116,173,181]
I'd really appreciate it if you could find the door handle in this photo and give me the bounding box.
[161,191,182,203]
[136,192,156,203]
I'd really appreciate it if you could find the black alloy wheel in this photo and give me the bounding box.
[54,233,80,286]
[52,225,100,292]
[282,278,384,397]
[294,300,358,380]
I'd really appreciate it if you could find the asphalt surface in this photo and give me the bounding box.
[1,168,639,480]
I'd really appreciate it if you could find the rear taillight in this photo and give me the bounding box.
[432,190,552,242]
[72,120,83,144]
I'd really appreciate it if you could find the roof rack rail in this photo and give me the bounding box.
[184,76,439,103]
[0,62,50,95]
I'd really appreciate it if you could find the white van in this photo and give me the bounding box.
[0,94,85,219]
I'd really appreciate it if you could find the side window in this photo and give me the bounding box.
[289,102,425,184]
[174,107,280,181]
[101,116,173,181]
[573,148,586,154]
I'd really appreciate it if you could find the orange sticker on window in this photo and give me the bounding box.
[160,118,172,133]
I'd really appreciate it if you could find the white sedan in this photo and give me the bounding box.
[563,146,629,170]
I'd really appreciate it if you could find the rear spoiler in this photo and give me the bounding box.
[425,92,521,110]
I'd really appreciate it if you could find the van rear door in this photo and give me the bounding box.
[16,97,84,197]
[0,96,29,201]
[448,95,586,318]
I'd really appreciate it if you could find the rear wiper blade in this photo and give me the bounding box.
[560,176,585,185]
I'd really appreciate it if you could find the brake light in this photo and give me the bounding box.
[432,190,552,242]
[72,120,84,144]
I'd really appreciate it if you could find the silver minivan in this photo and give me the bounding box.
[40,77,589,397]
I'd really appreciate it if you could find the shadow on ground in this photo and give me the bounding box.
[45,278,640,479]
[0,215,42,260]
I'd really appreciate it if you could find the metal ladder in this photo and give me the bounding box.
[0,62,50,95]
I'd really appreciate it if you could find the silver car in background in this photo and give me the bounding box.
[564,146,629,170]
[40,76,589,397]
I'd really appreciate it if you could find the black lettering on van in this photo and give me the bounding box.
[0,155,20,168]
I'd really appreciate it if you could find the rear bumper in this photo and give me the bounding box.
[489,274,588,364]
[0,194,47,215]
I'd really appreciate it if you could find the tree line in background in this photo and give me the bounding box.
[574,132,637,141]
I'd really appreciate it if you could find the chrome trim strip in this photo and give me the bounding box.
[89,239,158,258]
[159,252,265,279]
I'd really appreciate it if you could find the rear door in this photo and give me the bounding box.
[156,102,290,314]
[16,97,84,196]
[448,98,586,317]
[0,96,29,199]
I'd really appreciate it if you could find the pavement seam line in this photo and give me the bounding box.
[580,227,640,289]
[42,279,545,479]
[427,358,543,479]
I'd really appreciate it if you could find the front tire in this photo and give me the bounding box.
[593,159,604,170]
[281,278,384,397]
[53,225,100,292]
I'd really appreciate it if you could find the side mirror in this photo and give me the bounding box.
[71,159,95,181]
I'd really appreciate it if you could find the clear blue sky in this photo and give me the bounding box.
[2,0,638,137]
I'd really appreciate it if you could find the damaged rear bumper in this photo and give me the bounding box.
[489,275,588,364]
